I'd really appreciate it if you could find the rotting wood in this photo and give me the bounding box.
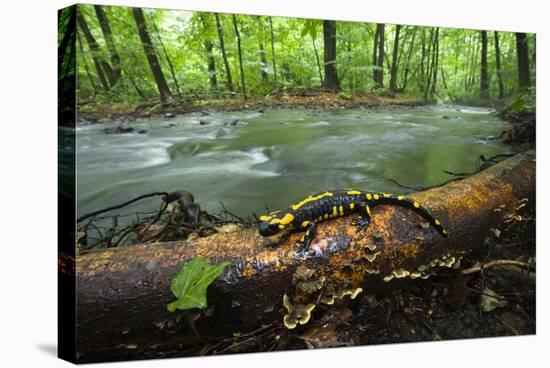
[72,150,535,363]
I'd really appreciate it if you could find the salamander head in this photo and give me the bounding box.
[258,210,295,236]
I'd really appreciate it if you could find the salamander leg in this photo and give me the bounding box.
[298,222,318,252]
[352,204,372,232]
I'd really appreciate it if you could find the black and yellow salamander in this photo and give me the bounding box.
[259,189,448,251]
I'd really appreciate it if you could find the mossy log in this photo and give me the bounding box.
[74,150,535,362]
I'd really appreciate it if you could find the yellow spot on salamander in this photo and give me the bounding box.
[339,205,344,216]
[290,192,334,210]
[413,201,420,208]
[302,221,310,228]
[373,194,380,200]
[347,190,362,195]
[397,195,404,200]
[280,213,295,225]
[332,206,338,217]
[350,203,355,210]
[318,216,323,221]
[324,213,329,220]
[435,219,441,225]
[260,215,271,221]
[366,205,371,216]
[383,193,391,197]
[366,193,373,200]
[278,225,285,229]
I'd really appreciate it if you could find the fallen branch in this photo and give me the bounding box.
[73,151,535,363]
[77,191,169,223]
[461,259,534,275]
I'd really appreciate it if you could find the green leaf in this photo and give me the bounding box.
[167,257,230,312]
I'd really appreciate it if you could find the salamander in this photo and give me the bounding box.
[258,189,448,251]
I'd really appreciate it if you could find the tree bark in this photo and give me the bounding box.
[322,20,339,92]
[373,23,385,88]
[389,24,402,92]
[480,30,489,99]
[312,35,324,85]
[268,17,278,85]
[73,151,535,363]
[400,28,416,91]
[200,14,217,89]
[132,8,173,103]
[148,13,182,99]
[494,31,504,99]
[515,32,530,90]
[232,15,247,99]
[94,5,121,86]
[214,13,234,93]
[76,30,97,93]
[76,11,110,91]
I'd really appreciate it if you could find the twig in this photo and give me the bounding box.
[461,259,534,275]
[77,191,169,222]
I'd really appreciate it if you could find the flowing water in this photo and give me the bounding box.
[71,105,513,220]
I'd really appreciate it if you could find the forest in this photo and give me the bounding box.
[60,5,535,112]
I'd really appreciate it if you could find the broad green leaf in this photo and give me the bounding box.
[167,257,230,312]
[510,98,525,112]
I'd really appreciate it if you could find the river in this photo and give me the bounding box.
[72,105,513,220]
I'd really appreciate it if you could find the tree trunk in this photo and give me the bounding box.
[493,32,504,99]
[232,15,247,99]
[430,28,440,96]
[259,41,269,84]
[322,20,339,92]
[373,23,385,88]
[200,14,217,89]
[389,24,401,92]
[312,35,324,85]
[148,13,182,99]
[401,28,416,91]
[76,11,110,91]
[93,5,121,86]
[268,17,278,85]
[132,8,173,103]
[480,30,489,99]
[73,151,535,363]
[214,13,234,93]
[515,32,530,90]
[76,30,98,93]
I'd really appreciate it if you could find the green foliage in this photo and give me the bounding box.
[74,4,535,106]
[167,257,230,312]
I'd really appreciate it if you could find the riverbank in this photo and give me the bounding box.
[76,90,433,123]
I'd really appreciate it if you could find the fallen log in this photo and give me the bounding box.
[75,150,535,363]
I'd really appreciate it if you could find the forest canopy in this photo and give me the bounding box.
[68,5,536,109]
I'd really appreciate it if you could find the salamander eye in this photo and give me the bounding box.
[259,221,280,236]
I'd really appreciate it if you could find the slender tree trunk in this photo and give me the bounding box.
[389,24,401,92]
[148,13,182,99]
[430,28,440,96]
[515,32,530,90]
[268,17,278,85]
[480,30,489,99]
[199,14,217,89]
[214,13,234,93]
[401,28,416,91]
[312,36,324,85]
[205,40,218,88]
[259,41,269,83]
[132,8,173,103]
[76,12,110,91]
[93,5,121,86]
[373,23,385,88]
[322,20,339,91]
[232,15,247,99]
[423,29,434,100]
[494,32,504,99]
[76,30,97,93]
[373,25,379,84]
